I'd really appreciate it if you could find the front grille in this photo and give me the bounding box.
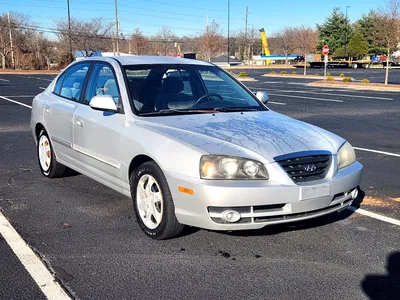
[277,154,331,183]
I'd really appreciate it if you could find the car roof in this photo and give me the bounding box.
[83,55,213,67]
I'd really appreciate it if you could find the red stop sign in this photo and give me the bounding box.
[323,45,329,55]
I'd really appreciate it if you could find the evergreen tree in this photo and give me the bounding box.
[348,32,369,58]
[355,10,387,55]
[317,7,351,55]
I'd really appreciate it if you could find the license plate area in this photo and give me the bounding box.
[300,184,330,201]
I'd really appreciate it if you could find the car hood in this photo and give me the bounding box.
[138,111,344,162]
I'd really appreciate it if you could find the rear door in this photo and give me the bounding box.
[44,63,90,165]
[72,63,124,186]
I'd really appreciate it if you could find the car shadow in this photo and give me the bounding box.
[219,189,365,237]
[361,252,400,300]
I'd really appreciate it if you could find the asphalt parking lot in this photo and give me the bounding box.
[0,71,399,300]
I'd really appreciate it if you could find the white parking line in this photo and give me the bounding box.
[268,101,287,105]
[2,95,35,98]
[39,87,46,90]
[0,96,32,108]
[0,212,71,300]
[268,93,344,103]
[276,90,393,101]
[26,76,53,82]
[348,206,400,226]
[354,147,400,158]
[0,78,10,82]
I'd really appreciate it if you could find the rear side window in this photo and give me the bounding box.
[55,64,90,101]
[54,73,66,95]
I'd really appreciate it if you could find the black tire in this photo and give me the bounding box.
[37,129,67,178]
[130,161,185,240]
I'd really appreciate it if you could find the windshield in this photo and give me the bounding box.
[123,64,266,116]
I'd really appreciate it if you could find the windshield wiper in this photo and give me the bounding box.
[213,107,260,112]
[139,109,216,116]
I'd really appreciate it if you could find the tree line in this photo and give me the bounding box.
[0,0,398,77]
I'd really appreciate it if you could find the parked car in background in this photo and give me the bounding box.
[30,56,363,239]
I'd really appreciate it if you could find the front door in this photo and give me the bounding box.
[72,63,124,186]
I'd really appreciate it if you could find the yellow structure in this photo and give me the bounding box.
[259,28,271,65]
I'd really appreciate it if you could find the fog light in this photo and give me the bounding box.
[221,210,241,223]
[351,188,358,200]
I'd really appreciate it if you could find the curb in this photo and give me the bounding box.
[262,74,350,81]
[307,82,400,92]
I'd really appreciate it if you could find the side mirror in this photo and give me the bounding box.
[89,95,118,112]
[255,91,269,104]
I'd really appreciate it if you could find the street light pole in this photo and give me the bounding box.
[67,0,73,63]
[227,0,230,65]
[345,5,350,59]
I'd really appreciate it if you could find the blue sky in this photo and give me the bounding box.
[0,0,381,38]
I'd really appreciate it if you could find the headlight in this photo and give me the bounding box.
[200,155,269,179]
[337,142,356,169]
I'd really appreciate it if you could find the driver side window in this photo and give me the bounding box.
[84,64,120,105]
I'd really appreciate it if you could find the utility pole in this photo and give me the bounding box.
[112,32,116,56]
[206,14,208,32]
[227,0,230,65]
[245,6,249,65]
[7,12,15,69]
[345,5,350,59]
[67,0,73,62]
[245,6,248,35]
[115,0,120,56]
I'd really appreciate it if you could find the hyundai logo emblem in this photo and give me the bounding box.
[304,164,317,173]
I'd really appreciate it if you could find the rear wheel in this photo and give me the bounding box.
[37,129,67,178]
[131,161,185,240]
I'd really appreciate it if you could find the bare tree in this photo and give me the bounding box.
[130,28,149,55]
[294,25,319,75]
[152,26,176,56]
[57,17,113,58]
[0,13,28,69]
[374,0,400,85]
[273,27,296,65]
[197,21,225,62]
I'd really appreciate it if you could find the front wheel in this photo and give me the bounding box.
[131,161,185,240]
[37,129,67,178]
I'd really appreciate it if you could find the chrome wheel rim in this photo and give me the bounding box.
[38,135,51,172]
[136,174,163,229]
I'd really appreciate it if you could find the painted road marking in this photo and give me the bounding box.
[2,95,35,98]
[268,93,344,103]
[39,87,46,90]
[0,96,32,108]
[354,147,400,158]
[0,78,10,82]
[26,76,53,82]
[277,90,393,101]
[348,206,400,226]
[0,212,71,299]
[268,101,287,105]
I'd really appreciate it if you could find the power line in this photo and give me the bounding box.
[118,3,243,20]
[140,0,242,13]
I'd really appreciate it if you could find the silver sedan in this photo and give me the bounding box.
[30,56,363,239]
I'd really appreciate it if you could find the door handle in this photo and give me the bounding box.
[45,105,51,114]
[76,118,84,127]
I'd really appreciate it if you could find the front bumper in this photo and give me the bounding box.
[166,161,363,231]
